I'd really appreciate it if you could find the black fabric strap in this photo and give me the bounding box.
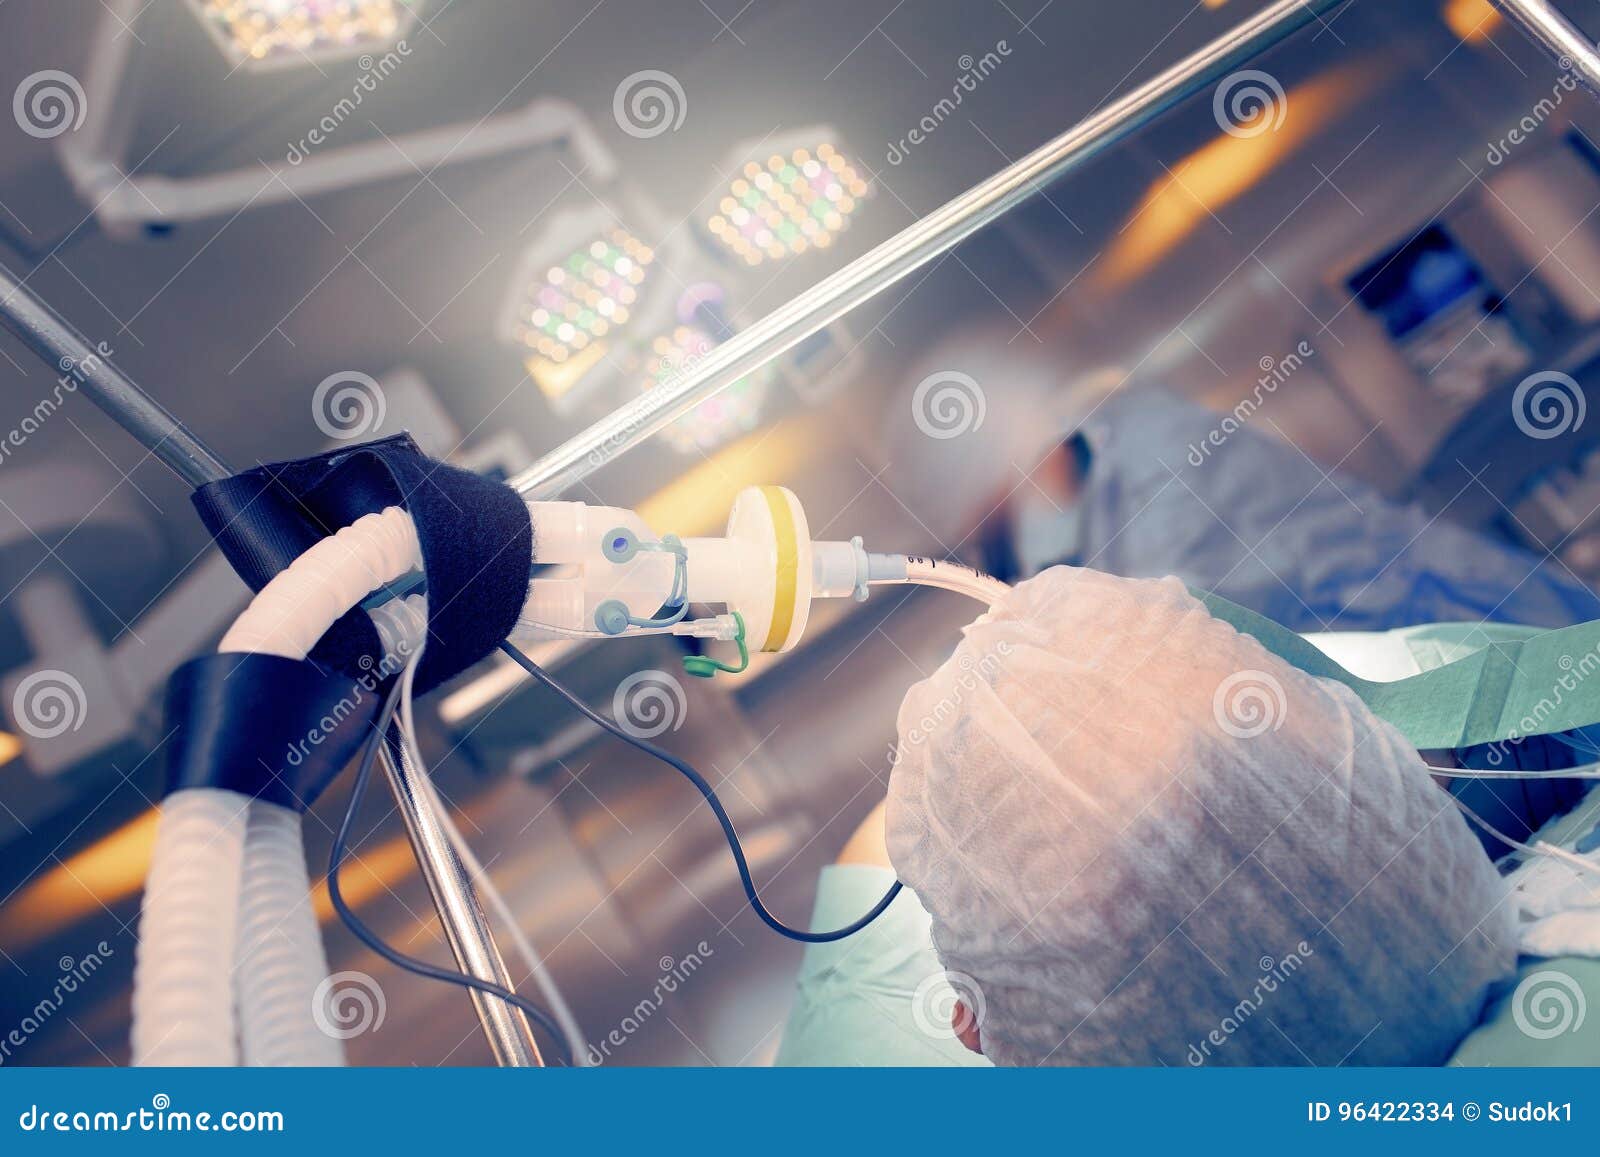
[164,653,387,812]
[191,433,533,694]
[168,433,533,807]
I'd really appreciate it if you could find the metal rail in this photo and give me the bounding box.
[0,262,543,1067]
[0,265,228,487]
[1491,0,1600,99]
[508,0,1351,498]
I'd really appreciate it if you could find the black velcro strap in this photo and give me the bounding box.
[191,433,533,694]
[164,653,387,812]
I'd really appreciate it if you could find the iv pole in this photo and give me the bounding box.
[6,0,1580,1063]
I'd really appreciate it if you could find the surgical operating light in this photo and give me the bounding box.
[637,325,772,454]
[498,210,657,412]
[66,2,613,237]
[183,0,425,69]
[705,132,872,266]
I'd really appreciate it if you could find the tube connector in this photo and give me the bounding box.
[813,537,876,601]
[675,614,741,641]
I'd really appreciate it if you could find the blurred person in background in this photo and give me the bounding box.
[885,322,1600,631]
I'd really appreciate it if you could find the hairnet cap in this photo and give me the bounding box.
[885,566,1516,1067]
[881,327,1113,548]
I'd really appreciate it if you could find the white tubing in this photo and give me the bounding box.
[235,802,344,1066]
[401,729,590,1063]
[219,507,422,660]
[136,507,423,1067]
[388,600,589,1062]
[233,592,426,1067]
[880,556,1011,606]
[132,787,249,1066]
[228,516,421,1065]
[429,787,591,1064]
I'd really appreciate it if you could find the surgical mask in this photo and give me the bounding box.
[1011,491,1082,577]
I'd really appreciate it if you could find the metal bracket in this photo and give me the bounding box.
[59,0,615,239]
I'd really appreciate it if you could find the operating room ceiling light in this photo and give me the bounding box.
[503,223,655,407]
[184,0,424,69]
[705,135,872,266]
[641,325,771,453]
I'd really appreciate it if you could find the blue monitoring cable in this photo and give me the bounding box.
[497,641,903,943]
[327,676,574,1066]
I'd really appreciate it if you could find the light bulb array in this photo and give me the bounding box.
[706,142,871,266]
[508,229,655,371]
[643,325,771,453]
[186,0,419,66]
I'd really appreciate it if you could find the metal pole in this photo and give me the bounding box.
[0,262,543,1066]
[508,0,1349,498]
[1491,0,1600,98]
[0,265,229,487]
[390,738,542,1066]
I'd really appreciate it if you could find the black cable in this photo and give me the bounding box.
[498,641,903,943]
[327,676,574,1066]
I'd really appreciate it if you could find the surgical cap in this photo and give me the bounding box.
[881,325,1120,546]
[885,566,1516,1066]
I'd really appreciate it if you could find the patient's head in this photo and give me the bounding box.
[885,566,1516,1066]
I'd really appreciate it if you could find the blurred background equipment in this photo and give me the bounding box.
[0,461,164,778]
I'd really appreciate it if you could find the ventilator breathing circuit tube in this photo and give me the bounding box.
[134,509,576,1065]
[133,508,421,1066]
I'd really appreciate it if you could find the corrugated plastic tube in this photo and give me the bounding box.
[233,593,428,1067]
[134,509,422,1066]
[131,786,249,1065]
[234,801,345,1066]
